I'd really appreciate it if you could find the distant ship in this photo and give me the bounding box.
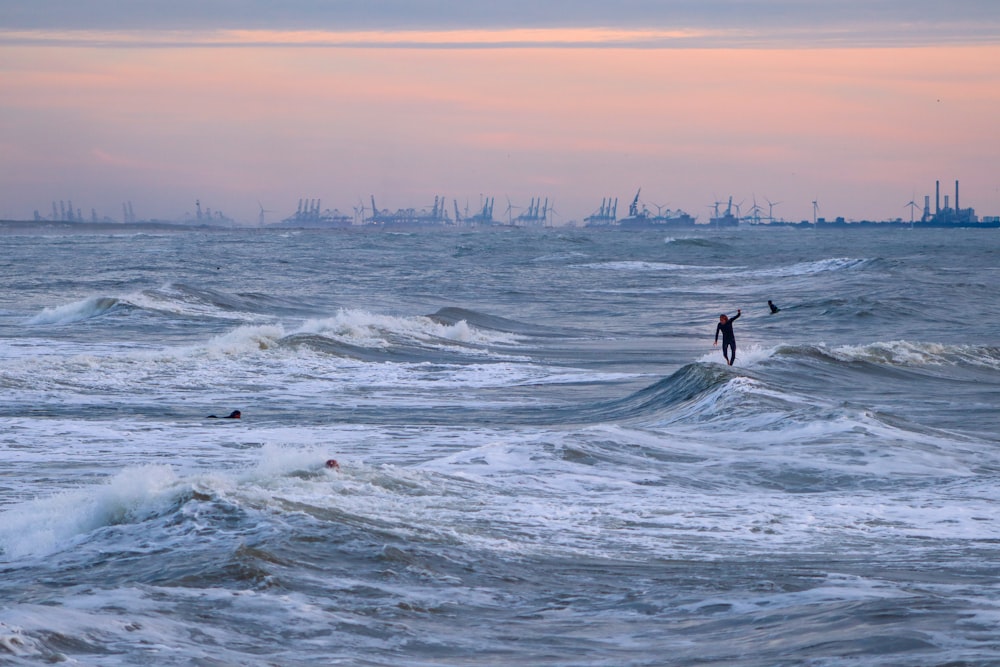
[616,189,697,229]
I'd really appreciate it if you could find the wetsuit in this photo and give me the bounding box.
[768,301,780,314]
[715,312,740,365]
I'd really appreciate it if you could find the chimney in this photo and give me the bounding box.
[955,180,960,212]
[935,180,940,214]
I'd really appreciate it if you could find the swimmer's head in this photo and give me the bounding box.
[325,459,340,470]
[226,410,241,419]
[719,314,728,323]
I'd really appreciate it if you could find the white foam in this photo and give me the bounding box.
[203,324,287,356]
[696,343,776,367]
[237,442,338,483]
[0,465,183,559]
[749,256,869,278]
[295,308,518,347]
[27,285,272,330]
[828,340,1000,369]
[581,260,722,272]
[0,621,41,657]
[27,296,120,325]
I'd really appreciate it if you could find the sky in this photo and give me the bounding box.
[2,1,999,225]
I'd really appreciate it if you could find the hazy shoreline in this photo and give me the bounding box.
[4,219,999,235]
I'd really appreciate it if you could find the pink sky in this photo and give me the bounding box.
[1,31,998,223]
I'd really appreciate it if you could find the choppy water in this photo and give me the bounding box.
[1,225,999,666]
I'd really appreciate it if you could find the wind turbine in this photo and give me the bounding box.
[766,198,781,223]
[504,196,520,224]
[257,201,272,226]
[904,195,919,224]
[353,198,367,224]
[812,199,820,224]
[732,199,745,221]
[748,195,764,224]
[545,200,559,226]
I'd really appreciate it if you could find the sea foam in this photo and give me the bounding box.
[0,465,182,559]
[27,296,121,325]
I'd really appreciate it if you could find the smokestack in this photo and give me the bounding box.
[935,180,940,214]
[955,180,960,211]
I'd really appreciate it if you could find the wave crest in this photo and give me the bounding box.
[0,465,183,559]
[27,296,123,325]
[826,341,1000,369]
[296,308,519,349]
[752,257,871,278]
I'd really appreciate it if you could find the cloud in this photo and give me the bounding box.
[2,1,999,47]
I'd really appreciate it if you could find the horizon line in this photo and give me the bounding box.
[3,26,1000,49]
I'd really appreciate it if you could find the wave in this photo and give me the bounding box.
[586,356,826,429]
[295,308,519,349]
[156,308,521,362]
[204,324,287,355]
[128,283,290,320]
[280,332,465,363]
[580,340,998,428]
[664,236,730,249]
[530,250,590,263]
[774,341,1000,370]
[27,296,126,325]
[580,260,724,272]
[0,464,185,559]
[3,308,526,395]
[748,257,873,279]
[0,445,345,559]
[25,282,313,330]
[427,307,569,337]
[580,362,737,423]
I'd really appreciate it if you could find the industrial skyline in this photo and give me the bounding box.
[2,1,999,225]
[20,178,996,228]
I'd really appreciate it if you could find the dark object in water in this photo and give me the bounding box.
[207,410,241,419]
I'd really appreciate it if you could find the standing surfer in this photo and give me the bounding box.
[713,309,741,366]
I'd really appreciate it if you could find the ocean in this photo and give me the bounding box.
[1,224,999,666]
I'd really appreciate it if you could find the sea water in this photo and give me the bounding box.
[1,225,999,666]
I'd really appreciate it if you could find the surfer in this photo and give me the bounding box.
[713,309,741,366]
[325,459,340,471]
[768,300,780,314]
[207,410,241,419]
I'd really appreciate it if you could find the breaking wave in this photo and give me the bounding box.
[774,340,1000,370]
[27,296,125,325]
